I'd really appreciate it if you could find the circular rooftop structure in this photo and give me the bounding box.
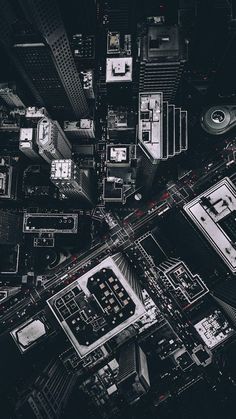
[201,105,236,135]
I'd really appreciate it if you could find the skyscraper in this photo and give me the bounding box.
[13,38,75,119]
[117,343,150,404]
[0,0,45,107]
[0,210,21,244]
[183,177,236,273]
[211,281,236,327]
[138,92,188,192]
[102,0,135,33]
[15,358,77,419]
[19,0,89,118]
[19,128,40,160]
[50,159,94,206]
[36,117,71,164]
[0,0,89,119]
[138,18,187,102]
[0,82,25,109]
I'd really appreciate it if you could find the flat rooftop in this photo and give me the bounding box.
[107,31,120,54]
[107,106,135,131]
[47,256,145,357]
[141,24,183,62]
[184,178,236,272]
[51,159,74,180]
[19,128,34,147]
[194,309,235,349]
[0,244,20,274]
[11,318,47,353]
[23,213,78,234]
[106,57,132,83]
[160,260,209,308]
[107,145,130,165]
[138,92,163,162]
[103,178,123,202]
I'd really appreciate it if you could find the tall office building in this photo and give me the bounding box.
[138,92,188,191]
[19,0,89,118]
[36,117,71,164]
[15,358,77,419]
[13,37,75,120]
[102,0,135,33]
[211,281,236,327]
[0,210,21,244]
[0,0,88,119]
[184,177,236,273]
[19,128,40,160]
[0,82,25,109]
[0,0,44,107]
[158,258,208,309]
[64,119,95,140]
[117,343,150,404]
[50,159,94,206]
[138,18,187,102]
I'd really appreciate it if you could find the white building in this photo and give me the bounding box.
[184,177,236,273]
[47,253,145,357]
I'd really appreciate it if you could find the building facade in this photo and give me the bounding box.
[138,18,187,102]
[117,343,150,404]
[36,117,71,164]
[50,159,94,205]
[0,0,89,119]
[15,359,77,419]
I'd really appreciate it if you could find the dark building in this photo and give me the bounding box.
[212,281,236,327]
[117,343,150,404]
[0,0,88,119]
[102,0,136,33]
[107,105,136,142]
[0,286,21,302]
[138,18,187,102]
[13,37,75,119]
[15,358,77,419]
[72,34,95,60]
[0,209,21,244]
[50,159,95,206]
[0,82,25,109]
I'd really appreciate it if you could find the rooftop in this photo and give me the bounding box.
[194,309,235,349]
[23,213,78,234]
[107,145,130,165]
[11,318,47,353]
[106,57,132,83]
[37,117,51,146]
[51,159,74,180]
[159,260,209,308]
[47,256,145,357]
[184,177,236,272]
[19,128,34,148]
[107,32,120,54]
[103,178,123,202]
[140,24,185,62]
[138,92,163,162]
